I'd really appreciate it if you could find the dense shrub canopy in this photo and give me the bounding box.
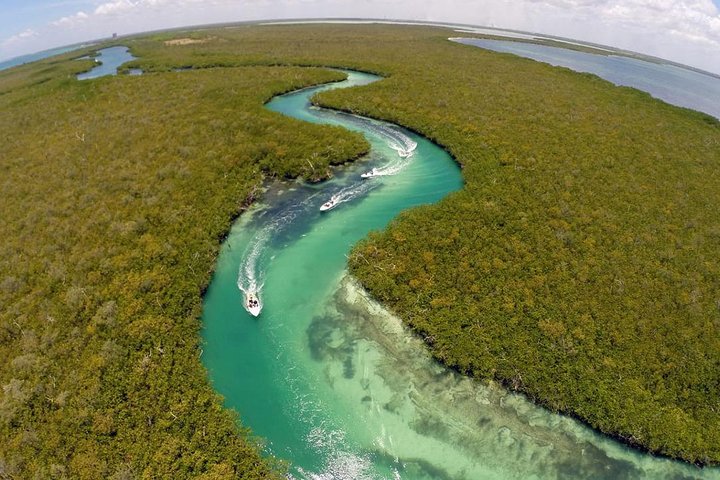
[1,23,719,476]
[0,58,366,478]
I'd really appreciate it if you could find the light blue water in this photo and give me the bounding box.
[77,46,140,80]
[202,70,720,479]
[0,44,89,72]
[453,37,720,119]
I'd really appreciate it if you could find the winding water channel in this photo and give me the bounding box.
[201,71,718,479]
[77,46,141,80]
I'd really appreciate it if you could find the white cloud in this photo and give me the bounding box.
[17,29,38,39]
[452,0,720,71]
[1,29,38,48]
[532,0,720,47]
[51,11,89,27]
[93,0,220,16]
[94,1,137,16]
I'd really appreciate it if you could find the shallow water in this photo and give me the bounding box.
[76,46,140,80]
[201,71,719,479]
[452,37,720,119]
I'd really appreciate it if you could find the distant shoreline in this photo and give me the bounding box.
[2,18,718,79]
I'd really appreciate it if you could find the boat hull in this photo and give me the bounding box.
[244,292,262,317]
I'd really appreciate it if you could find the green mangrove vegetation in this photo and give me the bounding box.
[0,59,366,478]
[311,27,720,464]
[1,22,719,476]
[129,23,720,465]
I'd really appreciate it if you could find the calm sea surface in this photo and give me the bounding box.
[0,44,87,72]
[453,37,720,119]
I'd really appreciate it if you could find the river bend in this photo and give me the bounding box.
[201,70,717,479]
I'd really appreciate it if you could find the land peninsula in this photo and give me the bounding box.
[0,23,718,478]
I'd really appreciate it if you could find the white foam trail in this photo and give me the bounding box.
[329,112,417,178]
[237,228,268,314]
[342,113,417,160]
[323,181,379,210]
[362,155,413,178]
[237,199,311,312]
[376,124,417,158]
[373,159,409,177]
[357,120,417,177]
[390,144,415,158]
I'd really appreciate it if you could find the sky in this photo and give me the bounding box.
[1,0,720,75]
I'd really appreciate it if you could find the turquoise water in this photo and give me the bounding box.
[201,71,718,479]
[452,38,720,119]
[77,46,140,80]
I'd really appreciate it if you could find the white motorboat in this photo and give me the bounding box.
[361,168,379,179]
[320,196,339,211]
[244,291,262,317]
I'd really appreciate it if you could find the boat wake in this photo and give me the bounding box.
[237,198,313,316]
[237,229,268,316]
[361,157,412,179]
[238,99,416,313]
[359,122,417,178]
[362,121,417,159]
[376,124,417,159]
[316,105,417,179]
[320,181,379,212]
